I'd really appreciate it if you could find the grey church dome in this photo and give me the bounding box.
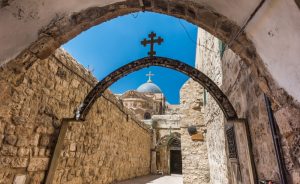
[137,71,162,93]
[137,81,162,93]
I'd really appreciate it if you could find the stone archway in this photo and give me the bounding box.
[0,1,299,183]
[2,0,298,115]
[156,132,182,175]
[169,137,182,174]
[76,56,237,121]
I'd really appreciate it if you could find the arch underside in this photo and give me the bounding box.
[157,132,181,149]
[4,0,284,119]
[77,56,237,120]
[29,0,257,65]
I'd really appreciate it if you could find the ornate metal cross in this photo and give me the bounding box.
[146,71,154,82]
[141,32,164,57]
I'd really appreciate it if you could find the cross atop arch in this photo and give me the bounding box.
[141,32,164,57]
[146,71,154,82]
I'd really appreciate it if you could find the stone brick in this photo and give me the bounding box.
[16,137,29,147]
[30,134,40,146]
[71,79,80,88]
[13,175,27,184]
[32,147,39,157]
[36,126,48,134]
[17,147,30,157]
[4,134,17,145]
[11,158,28,168]
[0,156,13,167]
[12,116,26,125]
[69,143,76,152]
[39,135,50,147]
[1,144,18,156]
[0,169,14,183]
[5,124,15,135]
[15,125,33,137]
[66,158,75,167]
[27,158,49,171]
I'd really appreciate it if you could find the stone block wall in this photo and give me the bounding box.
[196,28,230,184]
[179,79,210,184]
[0,48,151,183]
[53,98,151,184]
[221,49,300,183]
[196,25,300,183]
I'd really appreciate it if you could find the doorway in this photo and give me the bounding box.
[170,150,182,174]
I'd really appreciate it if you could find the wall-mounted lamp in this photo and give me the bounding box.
[187,125,204,142]
[187,125,197,136]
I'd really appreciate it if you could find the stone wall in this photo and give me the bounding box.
[196,28,230,184]
[197,25,300,183]
[0,48,151,183]
[53,98,151,184]
[222,49,300,183]
[179,79,210,184]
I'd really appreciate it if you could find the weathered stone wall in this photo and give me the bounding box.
[197,25,300,183]
[53,98,151,184]
[0,49,151,183]
[196,28,230,184]
[222,49,300,183]
[179,79,210,184]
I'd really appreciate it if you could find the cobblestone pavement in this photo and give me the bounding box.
[115,174,183,184]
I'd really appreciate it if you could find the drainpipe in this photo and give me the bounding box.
[264,94,288,184]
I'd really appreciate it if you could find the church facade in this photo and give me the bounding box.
[116,73,166,121]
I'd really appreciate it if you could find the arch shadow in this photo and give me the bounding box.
[76,56,237,120]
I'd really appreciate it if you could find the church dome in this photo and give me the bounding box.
[137,81,162,93]
[137,71,162,93]
[137,82,162,93]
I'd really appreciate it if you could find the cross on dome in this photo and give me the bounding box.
[146,71,154,82]
[137,71,162,93]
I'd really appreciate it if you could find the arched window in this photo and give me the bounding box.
[144,112,151,119]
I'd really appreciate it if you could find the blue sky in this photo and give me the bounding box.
[62,11,197,104]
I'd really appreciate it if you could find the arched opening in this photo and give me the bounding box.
[169,137,182,174]
[0,1,299,184]
[144,112,152,119]
[3,0,280,104]
[156,132,182,175]
[76,56,237,121]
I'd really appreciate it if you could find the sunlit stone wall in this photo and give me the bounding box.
[0,48,151,183]
[180,79,210,184]
[196,28,230,184]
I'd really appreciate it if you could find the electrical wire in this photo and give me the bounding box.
[178,19,220,54]
[131,12,139,18]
